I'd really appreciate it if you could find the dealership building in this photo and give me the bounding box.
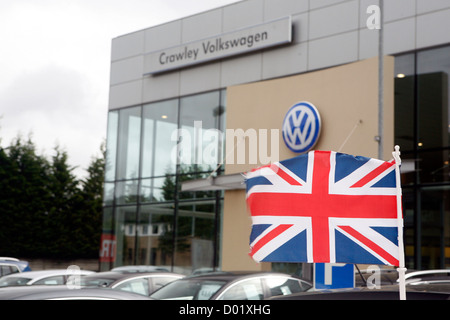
[100,0,450,274]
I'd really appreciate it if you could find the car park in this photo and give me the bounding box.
[0,269,94,287]
[149,271,312,300]
[80,271,184,296]
[0,285,151,300]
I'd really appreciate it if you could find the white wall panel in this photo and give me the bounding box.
[309,0,359,40]
[417,0,450,14]
[109,81,143,110]
[417,8,450,49]
[308,31,358,70]
[110,56,144,86]
[111,30,144,62]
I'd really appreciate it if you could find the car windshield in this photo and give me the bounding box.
[150,279,226,300]
[0,276,32,287]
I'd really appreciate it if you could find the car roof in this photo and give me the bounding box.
[83,271,183,280]
[111,265,170,273]
[404,269,450,280]
[268,285,450,300]
[182,271,304,282]
[0,260,31,272]
[0,269,94,280]
[0,285,151,300]
[0,257,19,262]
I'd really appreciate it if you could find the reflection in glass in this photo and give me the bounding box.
[180,92,224,172]
[103,182,115,206]
[140,177,168,203]
[142,100,178,178]
[114,206,137,267]
[105,111,119,182]
[174,200,216,274]
[115,180,140,205]
[395,46,450,269]
[420,186,450,269]
[102,90,226,271]
[137,204,175,267]
[394,55,415,151]
[117,107,142,180]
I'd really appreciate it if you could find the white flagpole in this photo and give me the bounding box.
[393,145,407,300]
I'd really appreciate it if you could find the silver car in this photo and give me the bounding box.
[0,269,94,287]
[149,271,312,300]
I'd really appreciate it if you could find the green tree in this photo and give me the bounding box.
[0,135,106,260]
[45,145,81,258]
[75,142,105,258]
[0,136,52,257]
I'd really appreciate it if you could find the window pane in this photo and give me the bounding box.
[137,204,175,267]
[105,111,119,181]
[394,54,415,150]
[140,177,168,203]
[401,188,415,269]
[117,107,141,180]
[142,100,178,178]
[179,92,223,172]
[415,149,450,184]
[417,72,449,149]
[114,206,137,267]
[421,186,450,269]
[115,180,139,205]
[175,200,216,274]
[417,47,450,149]
[103,182,115,206]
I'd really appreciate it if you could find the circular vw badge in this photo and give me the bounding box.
[282,101,321,153]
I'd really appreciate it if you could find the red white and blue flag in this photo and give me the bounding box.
[245,150,402,266]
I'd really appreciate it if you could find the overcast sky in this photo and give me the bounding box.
[0,0,241,178]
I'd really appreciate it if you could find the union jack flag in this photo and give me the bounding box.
[245,150,402,266]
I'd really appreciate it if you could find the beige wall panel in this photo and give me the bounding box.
[221,56,394,271]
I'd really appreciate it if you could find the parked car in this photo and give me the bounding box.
[403,269,450,284]
[354,267,399,286]
[0,285,151,300]
[267,285,450,300]
[0,258,31,277]
[0,269,94,287]
[80,271,184,296]
[0,262,21,278]
[149,271,312,300]
[110,265,170,273]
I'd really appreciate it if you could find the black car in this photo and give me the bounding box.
[267,285,450,300]
[149,271,312,300]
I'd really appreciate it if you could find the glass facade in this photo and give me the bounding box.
[101,90,226,274]
[395,45,450,270]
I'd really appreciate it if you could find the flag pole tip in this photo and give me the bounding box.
[393,145,401,164]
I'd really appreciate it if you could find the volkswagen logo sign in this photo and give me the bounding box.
[282,101,321,153]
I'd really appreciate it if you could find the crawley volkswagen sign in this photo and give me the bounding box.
[282,101,321,153]
[144,16,292,75]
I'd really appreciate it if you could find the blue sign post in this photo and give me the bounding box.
[314,263,355,289]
